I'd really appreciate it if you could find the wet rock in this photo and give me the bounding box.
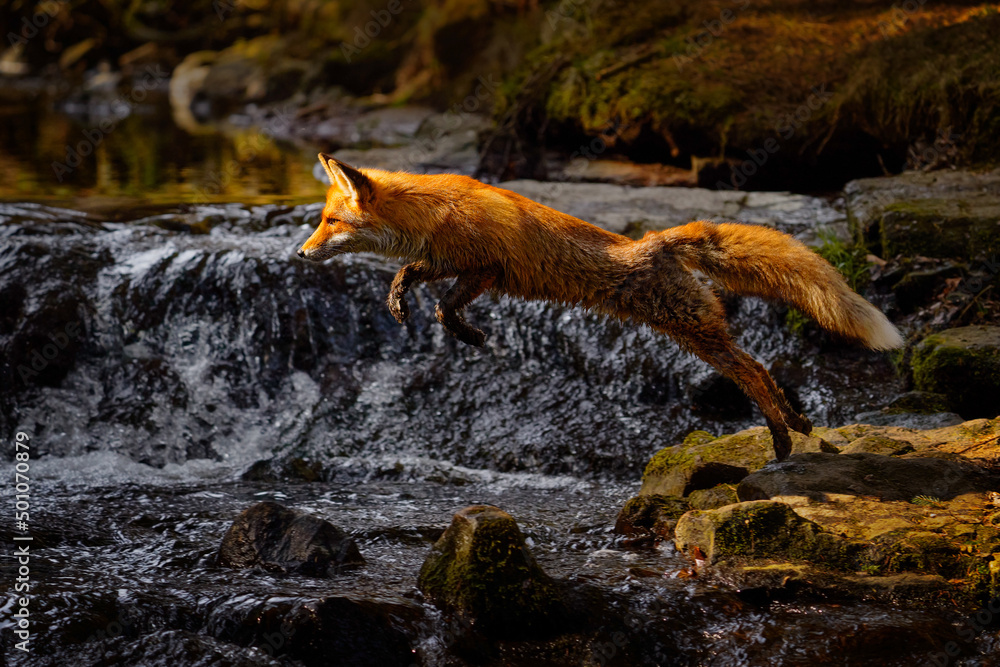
[417,505,565,638]
[248,595,420,667]
[845,168,1000,261]
[687,483,739,510]
[840,434,914,455]
[737,452,998,502]
[674,501,856,566]
[242,456,324,483]
[911,326,1000,418]
[639,427,838,497]
[659,419,1000,600]
[613,494,689,538]
[498,181,844,239]
[218,501,363,576]
[891,262,963,312]
[851,390,964,429]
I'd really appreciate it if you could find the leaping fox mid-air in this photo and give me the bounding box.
[297,153,903,461]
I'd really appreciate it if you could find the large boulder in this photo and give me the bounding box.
[845,168,1000,261]
[737,452,998,502]
[639,428,837,497]
[911,326,1000,418]
[218,501,364,576]
[417,505,565,638]
[650,419,1000,601]
[674,500,858,566]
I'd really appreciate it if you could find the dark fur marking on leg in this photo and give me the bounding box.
[387,262,452,324]
[436,271,494,347]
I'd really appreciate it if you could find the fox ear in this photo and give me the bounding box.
[318,153,374,205]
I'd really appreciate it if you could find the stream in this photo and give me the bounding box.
[1,96,979,666]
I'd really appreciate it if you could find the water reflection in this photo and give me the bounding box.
[0,90,322,207]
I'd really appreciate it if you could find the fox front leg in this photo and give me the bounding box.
[436,271,494,347]
[387,262,451,324]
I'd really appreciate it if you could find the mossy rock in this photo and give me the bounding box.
[841,434,913,456]
[879,198,1000,261]
[687,484,739,511]
[674,501,860,567]
[417,505,564,638]
[911,326,1000,419]
[885,391,953,415]
[641,427,837,497]
[613,494,689,538]
[845,169,1000,260]
[891,264,964,313]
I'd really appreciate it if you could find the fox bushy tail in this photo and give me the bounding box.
[668,221,903,351]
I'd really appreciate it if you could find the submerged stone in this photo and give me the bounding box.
[218,501,364,576]
[417,505,564,638]
[911,326,1000,419]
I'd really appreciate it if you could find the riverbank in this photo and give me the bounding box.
[4,1,999,191]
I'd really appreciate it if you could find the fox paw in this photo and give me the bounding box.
[387,294,409,324]
[456,326,487,348]
[769,427,792,462]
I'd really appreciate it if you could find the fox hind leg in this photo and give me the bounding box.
[629,260,810,461]
[436,271,494,347]
[674,323,809,461]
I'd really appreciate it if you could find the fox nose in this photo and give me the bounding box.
[297,249,306,258]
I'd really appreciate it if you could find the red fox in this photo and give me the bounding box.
[298,154,903,461]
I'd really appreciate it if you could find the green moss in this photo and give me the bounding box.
[830,13,1000,166]
[687,484,739,511]
[911,327,1000,417]
[417,506,562,634]
[683,430,717,447]
[642,445,696,482]
[678,501,863,569]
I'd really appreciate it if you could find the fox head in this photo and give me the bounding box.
[297,154,389,262]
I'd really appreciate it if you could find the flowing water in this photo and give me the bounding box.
[1,94,989,665]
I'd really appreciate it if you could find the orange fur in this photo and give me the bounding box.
[299,154,903,461]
